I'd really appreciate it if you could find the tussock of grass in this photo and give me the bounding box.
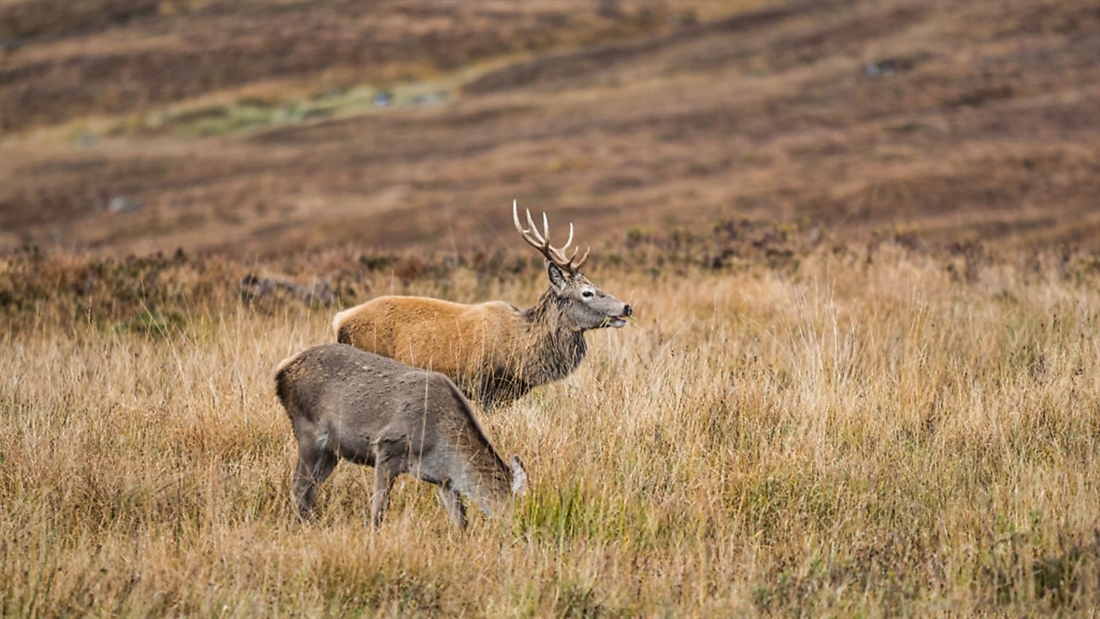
[1,240,1098,615]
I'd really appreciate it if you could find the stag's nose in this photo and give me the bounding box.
[623,304,633,317]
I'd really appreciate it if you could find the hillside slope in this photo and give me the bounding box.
[1,0,1097,256]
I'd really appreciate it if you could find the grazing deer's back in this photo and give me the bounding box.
[277,344,447,422]
[276,344,490,461]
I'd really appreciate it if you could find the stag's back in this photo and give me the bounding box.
[332,296,523,383]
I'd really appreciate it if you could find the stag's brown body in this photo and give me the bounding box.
[275,343,527,528]
[333,202,632,407]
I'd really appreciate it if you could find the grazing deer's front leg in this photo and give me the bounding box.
[293,443,338,521]
[370,438,407,528]
[437,483,468,529]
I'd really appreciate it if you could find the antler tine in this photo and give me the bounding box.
[561,222,574,253]
[514,200,546,248]
[526,208,547,246]
[512,199,523,234]
[572,246,590,272]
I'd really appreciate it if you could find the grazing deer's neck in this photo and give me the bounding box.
[450,452,510,504]
[439,384,513,504]
[447,446,511,511]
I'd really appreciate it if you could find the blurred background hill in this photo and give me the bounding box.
[1,0,1097,258]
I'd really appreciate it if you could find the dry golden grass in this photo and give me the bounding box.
[2,241,1097,616]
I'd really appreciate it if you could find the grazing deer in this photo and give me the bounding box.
[275,343,527,528]
[333,201,633,407]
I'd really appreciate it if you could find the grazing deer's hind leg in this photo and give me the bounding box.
[292,444,338,521]
[437,483,468,529]
[370,438,406,528]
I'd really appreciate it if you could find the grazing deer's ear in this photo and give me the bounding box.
[547,262,568,291]
[510,455,528,497]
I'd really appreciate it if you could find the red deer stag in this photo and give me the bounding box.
[333,201,633,407]
[276,343,527,528]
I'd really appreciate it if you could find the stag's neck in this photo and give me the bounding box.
[519,288,588,383]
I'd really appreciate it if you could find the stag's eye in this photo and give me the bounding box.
[582,290,594,299]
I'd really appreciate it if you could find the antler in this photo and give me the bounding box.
[512,200,589,275]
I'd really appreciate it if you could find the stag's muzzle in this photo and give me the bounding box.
[606,304,632,328]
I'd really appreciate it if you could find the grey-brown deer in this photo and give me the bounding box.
[333,201,632,407]
[275,343,527,528]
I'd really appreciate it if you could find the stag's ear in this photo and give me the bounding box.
[547,262,569,292]
[510,455,528,497]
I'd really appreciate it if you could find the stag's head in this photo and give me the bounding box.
[513,201,632,331]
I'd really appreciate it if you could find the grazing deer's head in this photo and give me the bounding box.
[513,200,632,331]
